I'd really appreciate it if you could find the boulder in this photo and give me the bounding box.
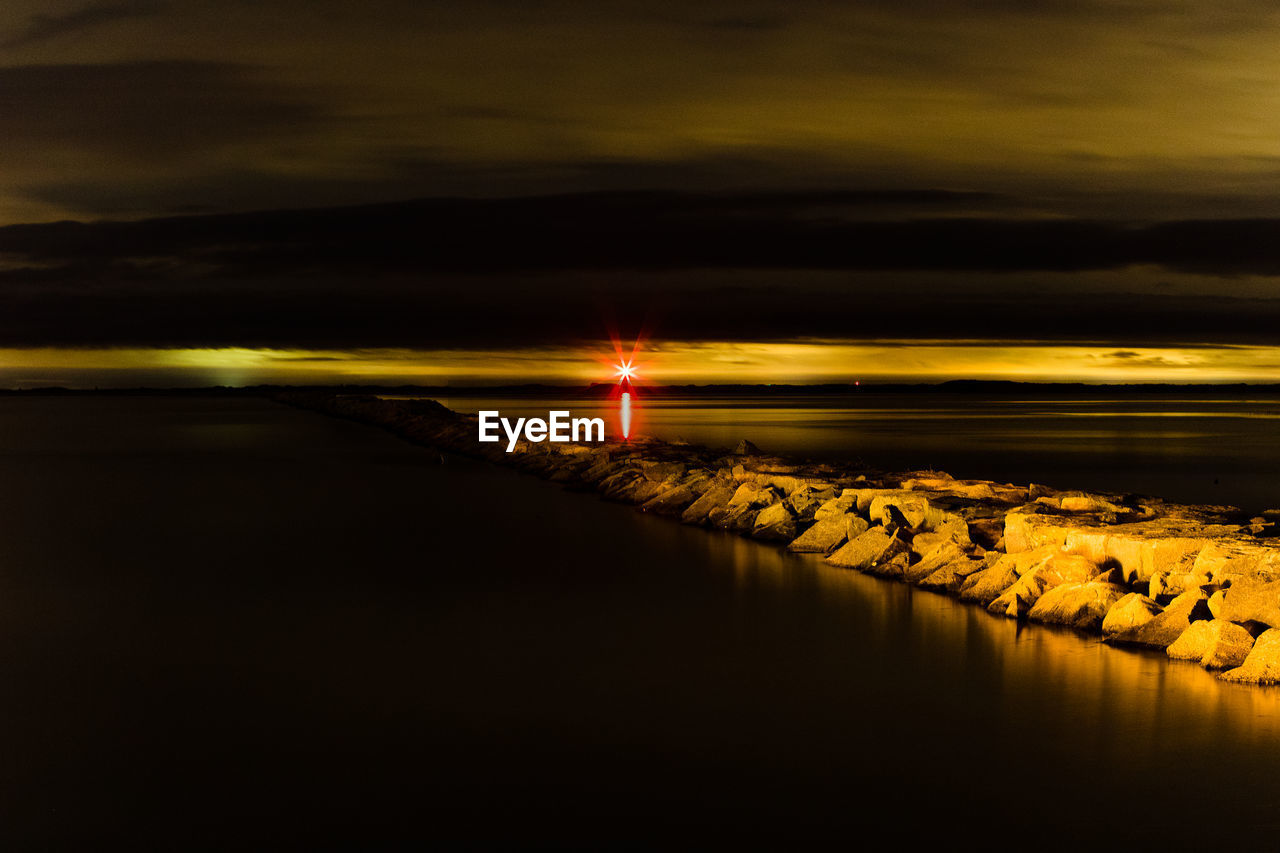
[1166,620,1215,662]
[1101,593,1162,637]
[1106,589,1212,650]
[642,461,686,482]
[680,483,735,525]
[733,439,761,456]
[989,568,1055,618]
[752,502,798,542]
[814,497,857,521]
[903,540,967,584]
[1165,620,1254,670]
[639,482,699,517]
[1027,581,1129,631]
[1059,494,1123,514]
[958,561,1020,605]
[918,557,986,593]
[1220,628,1280,684]
[865,550,911,579]
[826,526,906,571]
[868,492,948,531]
[785,488,823,521]
[788,517,862,554]
[1207,589,1226,619]
[1216,577,1280,629]
[1003,511,1219,582]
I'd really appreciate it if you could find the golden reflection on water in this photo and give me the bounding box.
[709,529,1280,745]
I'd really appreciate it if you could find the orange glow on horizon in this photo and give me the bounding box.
[3,341,1280,388]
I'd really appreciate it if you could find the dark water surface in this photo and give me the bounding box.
[444,393,1280,512]
[2,396,1279,846]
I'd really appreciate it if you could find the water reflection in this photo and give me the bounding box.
[440,394,1280,510]
[4,395,1280,844]
[714,529,1280,749]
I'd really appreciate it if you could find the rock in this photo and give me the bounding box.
[680,483,735,525]
[844,516,871,542]
[1003,511,1221,582]
[910,531,953,558]
[958,560,1020,605]
[752,502,797,542]
[989,568,1055,618]
[785,487,823,521]
[733,439,761,456]
[814,497,856,521]
[1107,589,1212,650]
[1166,620,1216,661]
[1093,567,1125,585]
[918,557,986,593]
[1207,589,1226,619]
[639,482,699,516]
[1059,494,1123,513]
[868,492,947,531]
[1216,577,1280,629]
[1101,593,1162,636]
[826,526,906,571]
[788,517,854,554]
[1220,628,1280,684]
[1028,581,1129,631]
[865,550,911,579]
[713,483,777,531]
[903,540,966,584]
[642,461,686,482]
[1203,621,1255,670]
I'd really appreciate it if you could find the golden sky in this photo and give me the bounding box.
[6,342,1280,388]
[4,2,1280,386]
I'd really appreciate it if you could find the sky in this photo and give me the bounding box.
[4,0,1280,386]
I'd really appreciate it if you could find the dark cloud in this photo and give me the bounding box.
[0,1,157,49]
[0,61,325,165]
[1,192,1279,350]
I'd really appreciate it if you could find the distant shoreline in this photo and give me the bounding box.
[8,379,1280,397]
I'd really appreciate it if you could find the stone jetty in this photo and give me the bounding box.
[278,392,1280,686]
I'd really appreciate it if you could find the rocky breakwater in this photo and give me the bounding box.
[277,392,1280,686]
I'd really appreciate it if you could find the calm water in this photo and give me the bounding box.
[2,396,1280,846]
[443,393,1280,511]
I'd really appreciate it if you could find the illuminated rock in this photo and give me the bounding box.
[640,478,707,516]
[1220,629,1280,684]
[983,546,1098,609]
[752,502,798,542]
[868,492,947,531]
[989,568,1056,618]
[918,556,987,593]
[867,550,910,579]
[785,486,824,521]
[903,540,967,584]
[788,516,867,554]
[1167,619,1255,669]
[681,483,736,525]
[813,496,856,521]
[958,561,1019,605]
[1216,577,1280,629]
[1101,593,1162,636]
[825,526,906,571]
[1107,589,1212,650]
[1027,580,1129,631]
[641,460,687,482]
